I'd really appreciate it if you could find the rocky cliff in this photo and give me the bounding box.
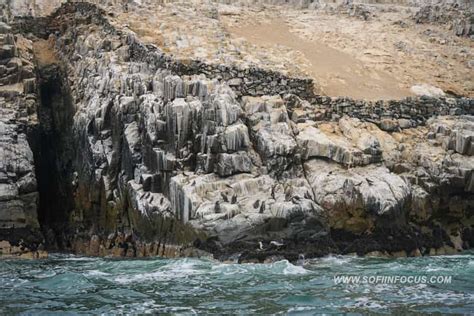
[0,1,473,262]
[0,21,45,258]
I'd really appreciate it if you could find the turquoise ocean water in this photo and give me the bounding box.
[1,252,473,314]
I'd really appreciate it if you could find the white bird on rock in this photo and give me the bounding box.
[270,240,284,247]
[297,254,305,266]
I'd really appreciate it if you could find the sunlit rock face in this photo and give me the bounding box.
[0,1,472,261]
[0,22,45,258]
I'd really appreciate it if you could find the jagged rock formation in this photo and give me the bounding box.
[413,0,473,37]
[219,0,473,36]
[0,23,46,258]
[0,1,473,261]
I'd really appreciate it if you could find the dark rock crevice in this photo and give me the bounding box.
[29,60,75,250]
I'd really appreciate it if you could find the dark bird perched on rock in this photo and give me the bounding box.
[231,194,237,204]
[160,197,164,204]
[253,199,260,209]
[214,201,221,213]
[220,192,229,202]
[259,201,265,214]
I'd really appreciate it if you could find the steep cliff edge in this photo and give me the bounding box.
[0,2,473,261]
[0,23,45,258]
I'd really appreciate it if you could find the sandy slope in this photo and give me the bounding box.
[228,20,411,100]
[113,1,473,100]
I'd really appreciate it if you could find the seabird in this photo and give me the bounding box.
[258,241,263,250]
[259,201,265,214]
[297,254,305,266]
[270,240,284,247]
[220,192,229,202]
[231,194,237,204]
[214,201,221,213]
[253,199,260,209]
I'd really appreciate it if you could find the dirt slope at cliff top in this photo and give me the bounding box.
[112,2,473,100]
[229,20,410,100]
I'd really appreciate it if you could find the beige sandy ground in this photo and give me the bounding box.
[112,2,473,100]
[229,20,411,100]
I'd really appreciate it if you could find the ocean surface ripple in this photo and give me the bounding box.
[1,252,473,314]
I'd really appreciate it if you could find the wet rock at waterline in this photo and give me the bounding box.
[0,27,45,258]
[0,2,473,262]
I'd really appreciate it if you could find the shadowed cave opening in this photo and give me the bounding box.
[29,61,75,250]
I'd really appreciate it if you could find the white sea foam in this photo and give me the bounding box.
[114,271,167,284]
[433,254,474,259]
[425,267,450,272]
[211,259,309,275]
[287,306,317,312]
[211,263,248,275]
[310,254,355,266]
[34,271,57,279]
[281,261,309,275]
[407,290,474,304]
[114,259,202,284]
[113,300,165,314]
[59,255,99,261]
[352,296,385,309]
[84,270,110,277]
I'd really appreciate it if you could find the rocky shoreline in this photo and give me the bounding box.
[0,1,472,262]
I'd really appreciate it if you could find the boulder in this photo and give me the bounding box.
[305,159,411,233]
